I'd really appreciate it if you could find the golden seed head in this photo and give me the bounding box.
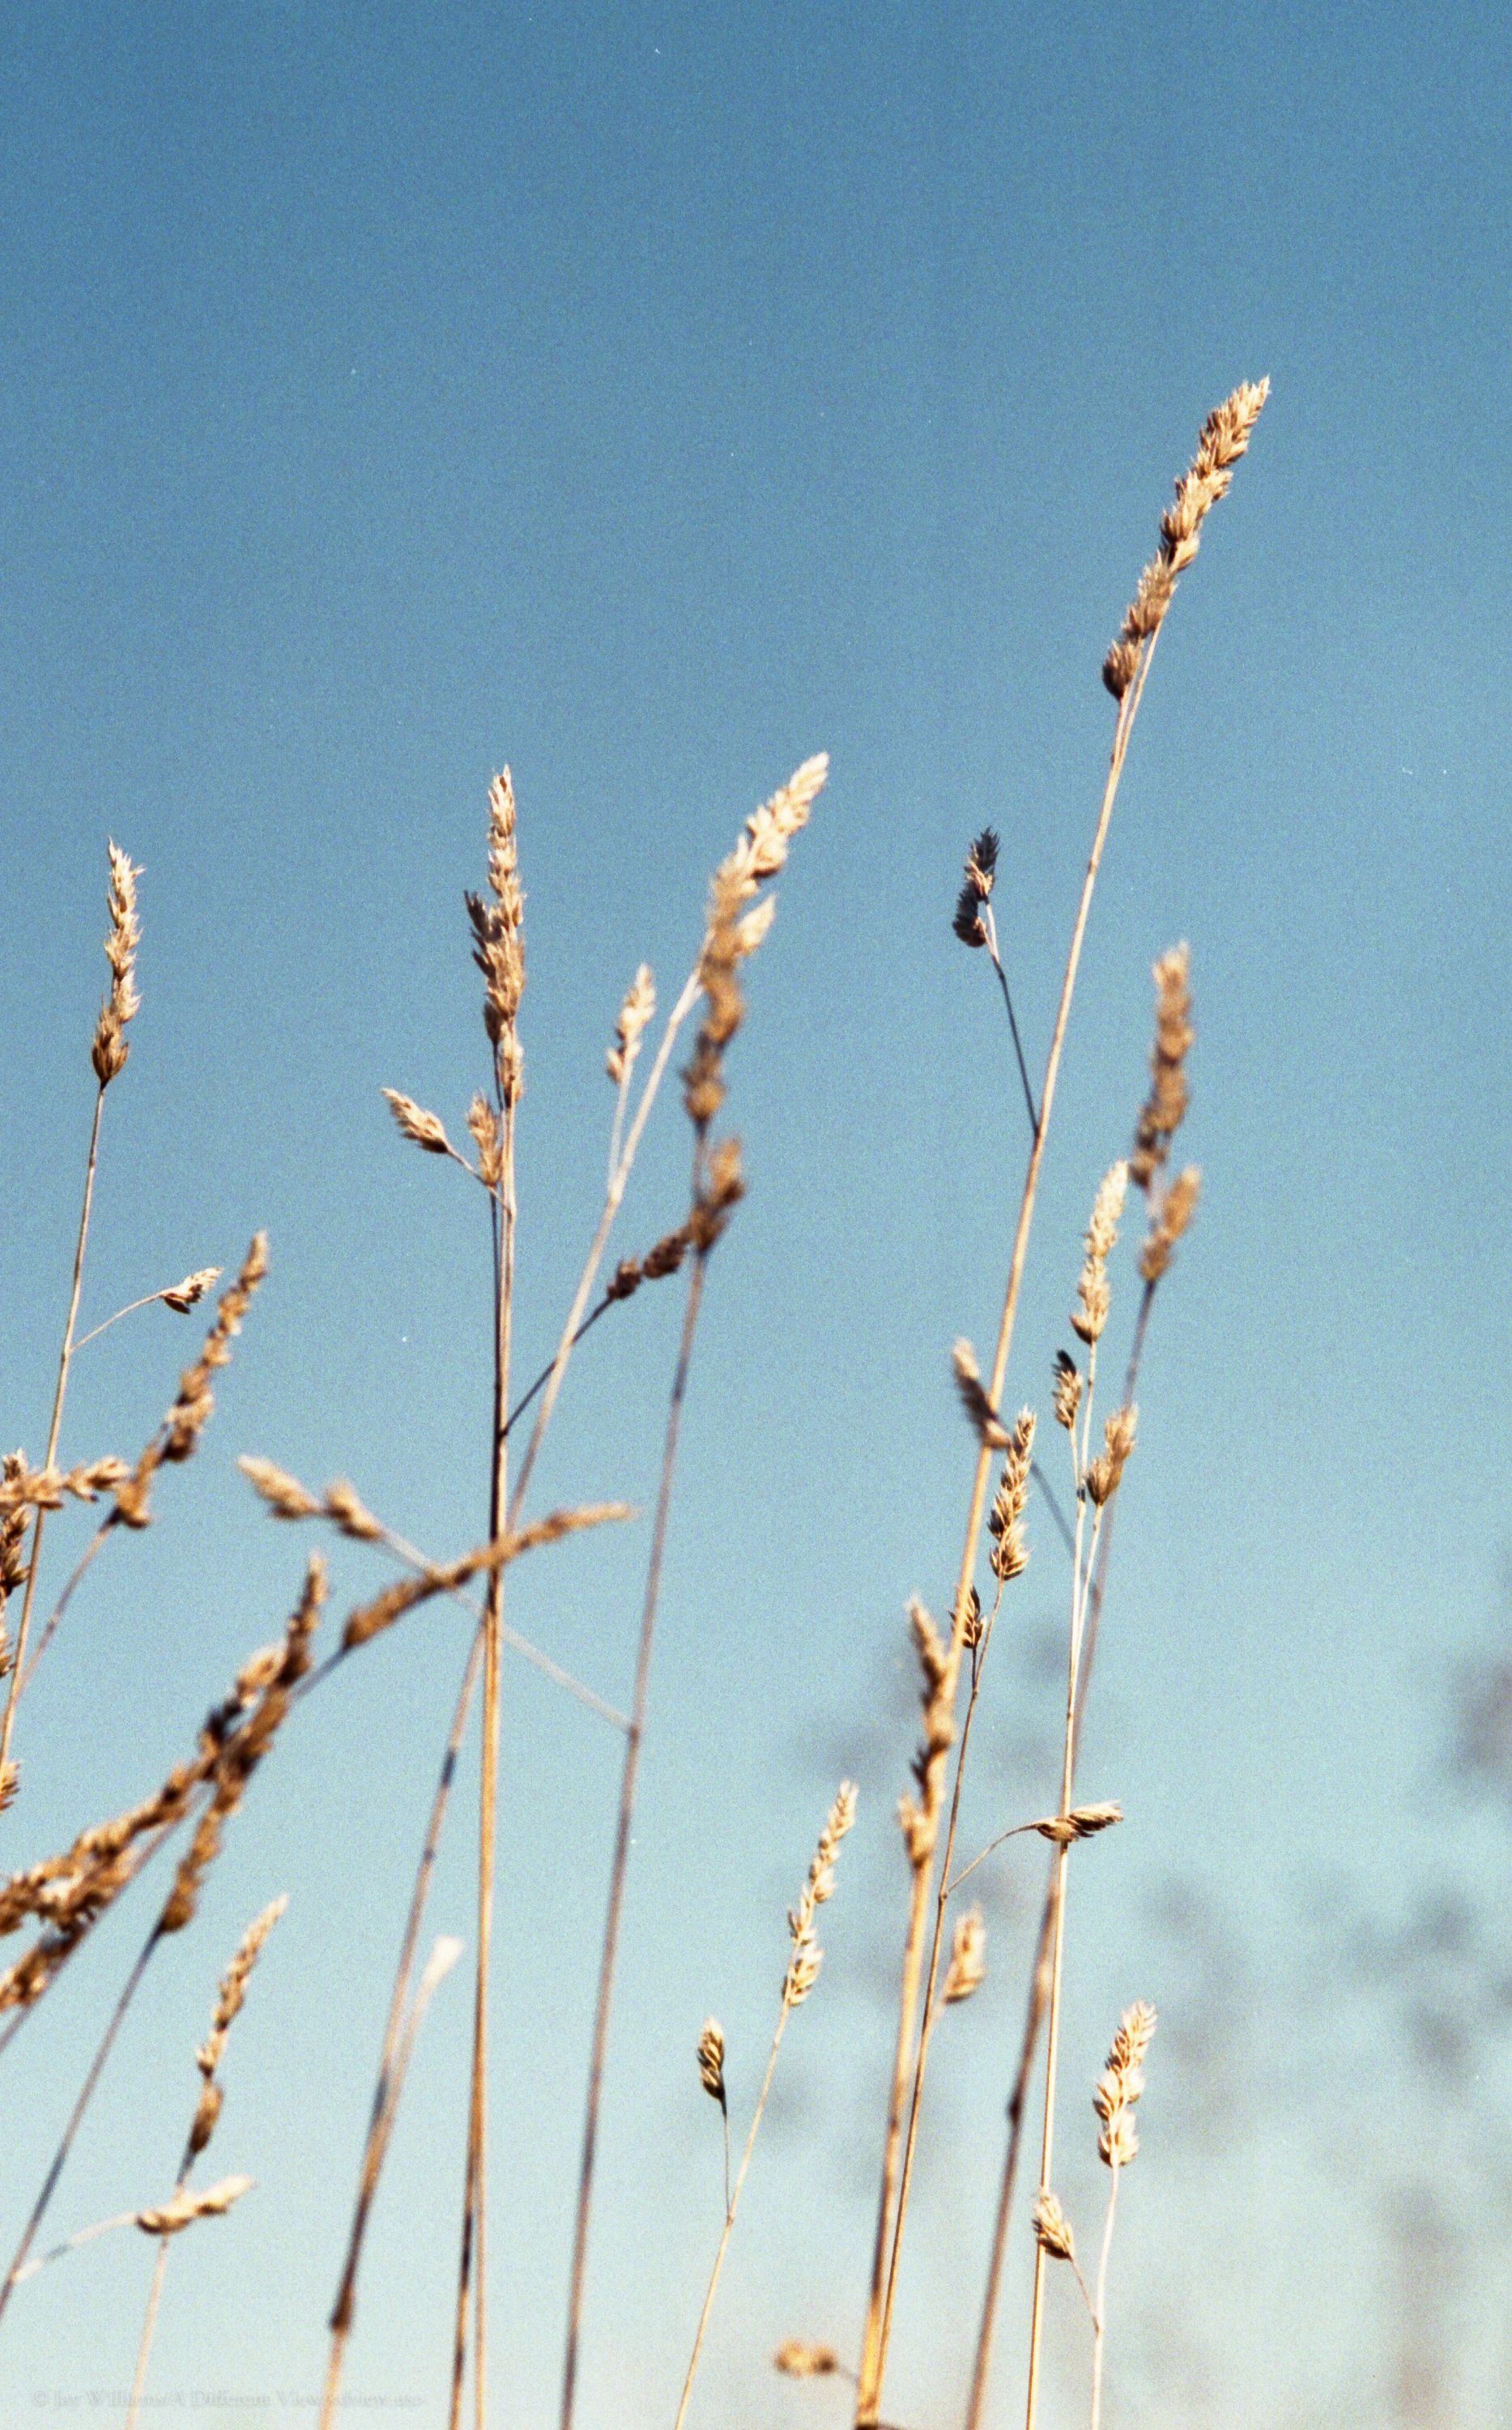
[239,1456,322,1523]
[989,1408,1037,1583]
[466,1094,504,1189]
[774,2343,841,2378]
[943,1906,987,2004]
[1052,1349,1083,1431]
[952,827,999,947]
[683,756,828,1129]
[1131,943,1195,1194]
[135,2176,254,2237]
[465,765,526,1101]
[92,840,143,1086]
[1071,1162,1128,1345]
[1033,2190,1077,2263]
[696,2016,726,2105]
[1085,1405,1138,1507]
[322,1479,383,1543]
[1104,378,1268,688]
[784,1780,856,2006]
[1032,1801,1124,1844]
[161,1268,221,1315]
[606,963,656,1085]
[1095,1998,1157,2168]
[381,1089,454,1157]
[1140,1164,1202,1284]
[952,1339,1012,1450]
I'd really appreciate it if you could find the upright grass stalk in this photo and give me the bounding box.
[854,674,1148,2430]
[559,754,825,2430]
[855,378,1264,2429]
[449,768,525,2430]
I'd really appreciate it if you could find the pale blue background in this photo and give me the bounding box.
[2,5,1510,2425]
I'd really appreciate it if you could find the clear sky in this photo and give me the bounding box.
[2,5,1510,2426]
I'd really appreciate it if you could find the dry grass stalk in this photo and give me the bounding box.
[127,1898,287,2430]
[448,765,526,2430]
[557,763,824,2430]
[320,1935,465,2430]
[0,845,145,1794]
[854,389,1260,2427]
[671,1785,857,2430]
[964,386,1263,2430]
[1090,2003,1157,2430]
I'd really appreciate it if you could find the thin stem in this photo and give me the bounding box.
[18,1518,114,1696]
[1089,2164,1122,2430]
[558,1249,709,2430]
[963,1878,1056,2430]
[983,911,1039,1136]
[9,2208,138,2284]
[672,1988,794,2430]
[856,668,1148,2429]
[0,1921,157,2322]
[322,1625,485,2419]
[1031,1460,1077,1558]
[503,1296,614,1440]
[510,967,701,1526]
[1,1086,105,1786]
[71,1290,179,1353]
[454,1092,517,2430]
[126,2233,172,2430]
[944,1821,1039,1901]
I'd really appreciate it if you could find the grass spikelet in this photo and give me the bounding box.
[1084,1406,1137,1507]
[1139,1164,1201,1285]
[696,2018,726,2108]
[775,2342,841,2378]
[952,1341,1012,1450]
[606,965,656,1085]
[381,1089,456,1157]
[1030,1801,1123,1844]
[134,2176,253,2236]
[988,1409,1037,1584]
[1070,1164,1128,1347]
[114,1236,270,1529]
[91,841,143,1087]
[465,765,526,1104]
[941,1908,986,2005]
[952,828,999,949]
[1129,945,1194,1192]
[1102,378,1269,697]
[1032,2191,1076,2266]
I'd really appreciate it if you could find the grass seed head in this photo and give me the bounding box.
[943,1906,987,2004]
[92,841,143,1086]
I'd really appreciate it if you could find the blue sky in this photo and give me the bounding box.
[2,5,1510,2424]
